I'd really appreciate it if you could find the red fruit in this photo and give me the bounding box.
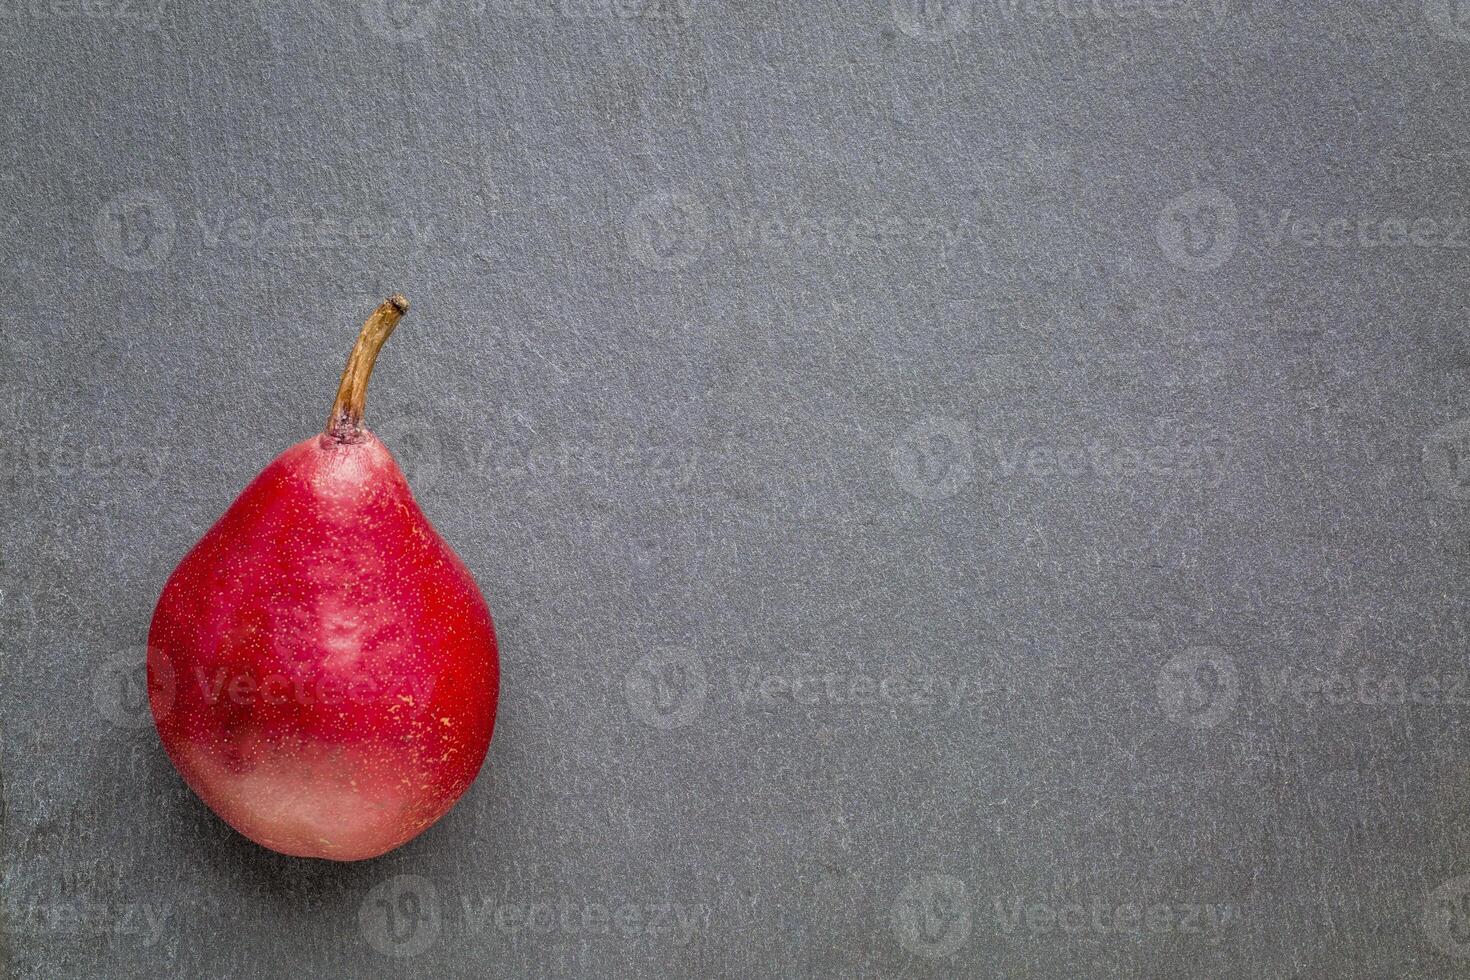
[147,295,499,861]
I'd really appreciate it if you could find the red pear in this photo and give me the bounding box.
[147,295,499,861]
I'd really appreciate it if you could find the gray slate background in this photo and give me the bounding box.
[4,0,1470,976]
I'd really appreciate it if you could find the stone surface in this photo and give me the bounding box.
[4,1,1470,976]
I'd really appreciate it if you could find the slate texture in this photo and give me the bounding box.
[4,0,1470,977]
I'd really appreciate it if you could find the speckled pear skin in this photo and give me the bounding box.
[147,431,499,861]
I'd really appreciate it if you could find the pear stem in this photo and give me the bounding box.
[327,294,409,442]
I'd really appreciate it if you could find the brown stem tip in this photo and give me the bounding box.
[327,294,409,442]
